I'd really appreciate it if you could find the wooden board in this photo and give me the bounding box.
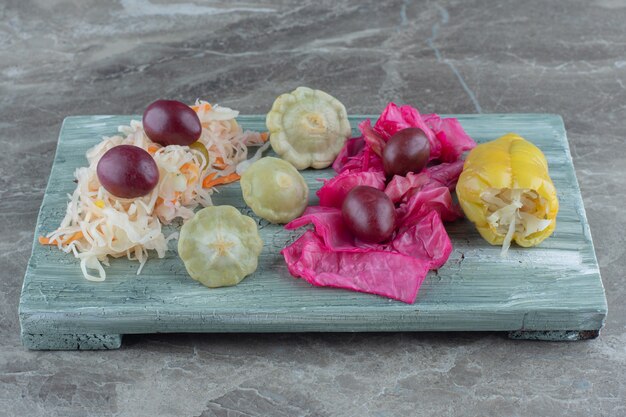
[19,114,607,349]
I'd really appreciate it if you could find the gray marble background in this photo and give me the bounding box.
[1,0,625,416]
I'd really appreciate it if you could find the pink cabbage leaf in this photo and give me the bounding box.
[281,210,452,303]
[333,103,475,174]
[285,206,361,251]
[423,113,476,163]
[281,231,430,303]
[392,211,453,269]
[317,170,386,209]
[385,161,465,203]
[282,103,476,304]
[397,186,462,228]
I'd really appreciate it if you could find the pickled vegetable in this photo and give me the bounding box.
[188,141,209,167]
[241,157,309,224]
[266,86,351,170]
[341,186,396,243]
[456,133,559,254]
[283,103,475,303]
[382,127,430,178]
[143,99,202,146]
[178,206,263,288]
[96,145,159,198]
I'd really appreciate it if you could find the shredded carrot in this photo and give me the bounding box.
[180,162,193,172]
[212,157,228,170]
[202,172,240,189]
[70,231,84,243]
[180,162,200,184]
[39,231,84,246]
[202,172,217,186]
[157,193,182,206]
[260,132,269,142]
[147,145,159,155]
[190,103,212,113]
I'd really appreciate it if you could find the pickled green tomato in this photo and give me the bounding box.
[241,157,309,224]
[266,87,351,170]
[178,206,263,288]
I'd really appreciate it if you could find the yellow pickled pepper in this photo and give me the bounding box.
[456,133,559,250]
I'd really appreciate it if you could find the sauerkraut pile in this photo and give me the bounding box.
[40,100,267,281]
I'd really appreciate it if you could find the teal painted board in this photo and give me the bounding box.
[19,114,607,349]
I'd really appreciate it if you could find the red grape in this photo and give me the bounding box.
[382,127,430,178]
[97,145,159,199]
[142,100,202,146]
[341,186,396,243]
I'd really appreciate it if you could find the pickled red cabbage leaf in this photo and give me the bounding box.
[283,203,454,303]
[374,103,436,142]
[281,231,429,303]
[396,186,462,227]
[332,134,384,174]
[373,103,475,163]
[332,137,364,172]
[392,211,452,269]
[422,113,476,163]
[317,170,385,209]
[282,103,476,304]
[385,161,465,203]
[332,103,475,173]
[285,206,358,251]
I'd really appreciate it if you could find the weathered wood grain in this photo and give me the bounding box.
[19,114,607,349]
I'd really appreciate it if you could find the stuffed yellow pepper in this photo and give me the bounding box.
[456,133,559,254]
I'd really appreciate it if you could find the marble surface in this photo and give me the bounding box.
[1,0,624,415]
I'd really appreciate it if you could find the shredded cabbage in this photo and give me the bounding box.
[482,188,552,256]
[236,141,271,175]
[44,101,266,281]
